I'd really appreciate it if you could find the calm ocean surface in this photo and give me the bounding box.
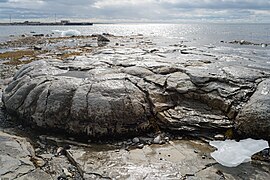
[0,23,270,45]
[0,23,270,61]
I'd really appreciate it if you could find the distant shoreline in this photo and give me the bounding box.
[0,21,93,26]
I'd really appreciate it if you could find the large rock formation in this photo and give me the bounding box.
[236,79,270,140]
[3,60,151,138]
[2,36,270,139]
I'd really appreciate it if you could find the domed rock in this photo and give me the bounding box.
[2,60,151,138]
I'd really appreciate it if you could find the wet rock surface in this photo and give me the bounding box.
[1,34,270,179]
[1,126,269,179]
[2,34,270,139]
[67,139,270,179]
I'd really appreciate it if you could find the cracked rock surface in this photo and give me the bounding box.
[1,34,270,179]
[66,140,270,179]
[0,131,36,179]
[2,35,270,139]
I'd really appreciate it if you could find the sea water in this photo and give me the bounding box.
[0,23,269,69]
[0,23,269,45]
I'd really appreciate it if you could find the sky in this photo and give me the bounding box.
[0,0,269,23]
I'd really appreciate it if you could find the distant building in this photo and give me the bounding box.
[23,21,41,25]
[61,20,70,24]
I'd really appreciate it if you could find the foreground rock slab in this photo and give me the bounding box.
[0,129,84,179]
[66,140,270,179]
[0,131,36,179]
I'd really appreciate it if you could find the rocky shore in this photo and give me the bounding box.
[0,33,270,179]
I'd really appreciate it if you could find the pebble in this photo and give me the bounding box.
[40,153,54,159]
[57,175,67,180]
[62,167,73,177]
[132,137,140,143]
[153,135,161,144]
[176,136,183,140]
[34,46,42,50]
[164,137,170,142]
[34,157,46,167]
[137,144,144,149]
[214,134,225,140]
[202,155,207,159]
[126,140,133,145]
[68,137,75,141]
[56,147,64,156]
[116,142,123,146]
[35,148,41,153]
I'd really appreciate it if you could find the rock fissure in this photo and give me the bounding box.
[125,77,159,130]
[17,79,52,113]
[4,75,31,101]
[85,83,93,119]
[194,162,219,176]
[24,80,52,115]
[85,172,112,179]
[66,88,79,127]
[43,84,52,125]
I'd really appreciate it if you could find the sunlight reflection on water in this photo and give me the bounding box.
[0,23,269,44]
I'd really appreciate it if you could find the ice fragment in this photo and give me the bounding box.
[210,138,269,167]
[52,29,81,37]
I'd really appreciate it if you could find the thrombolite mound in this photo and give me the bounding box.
[2,60,152,137]
[2,37,270,139]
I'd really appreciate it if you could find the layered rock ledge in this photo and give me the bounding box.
[2,35,270,140]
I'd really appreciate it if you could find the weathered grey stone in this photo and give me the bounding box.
[121,66,154,77]
[1,34,270,179]
[3,60,151,138]
[66,140,270,179]
[2,35,270,140]
[0,131,35,179]
[17,169,53,180]
[166,71,196,93]
[236,79,270,140]
[157,100,233,133]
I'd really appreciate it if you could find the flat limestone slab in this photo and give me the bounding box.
[67,140,270,179]
[0,131,35,179]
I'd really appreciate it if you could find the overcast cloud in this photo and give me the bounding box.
[0,0,269,22]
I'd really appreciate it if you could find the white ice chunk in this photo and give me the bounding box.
[210,138,269,167]
[52,29,81,37]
